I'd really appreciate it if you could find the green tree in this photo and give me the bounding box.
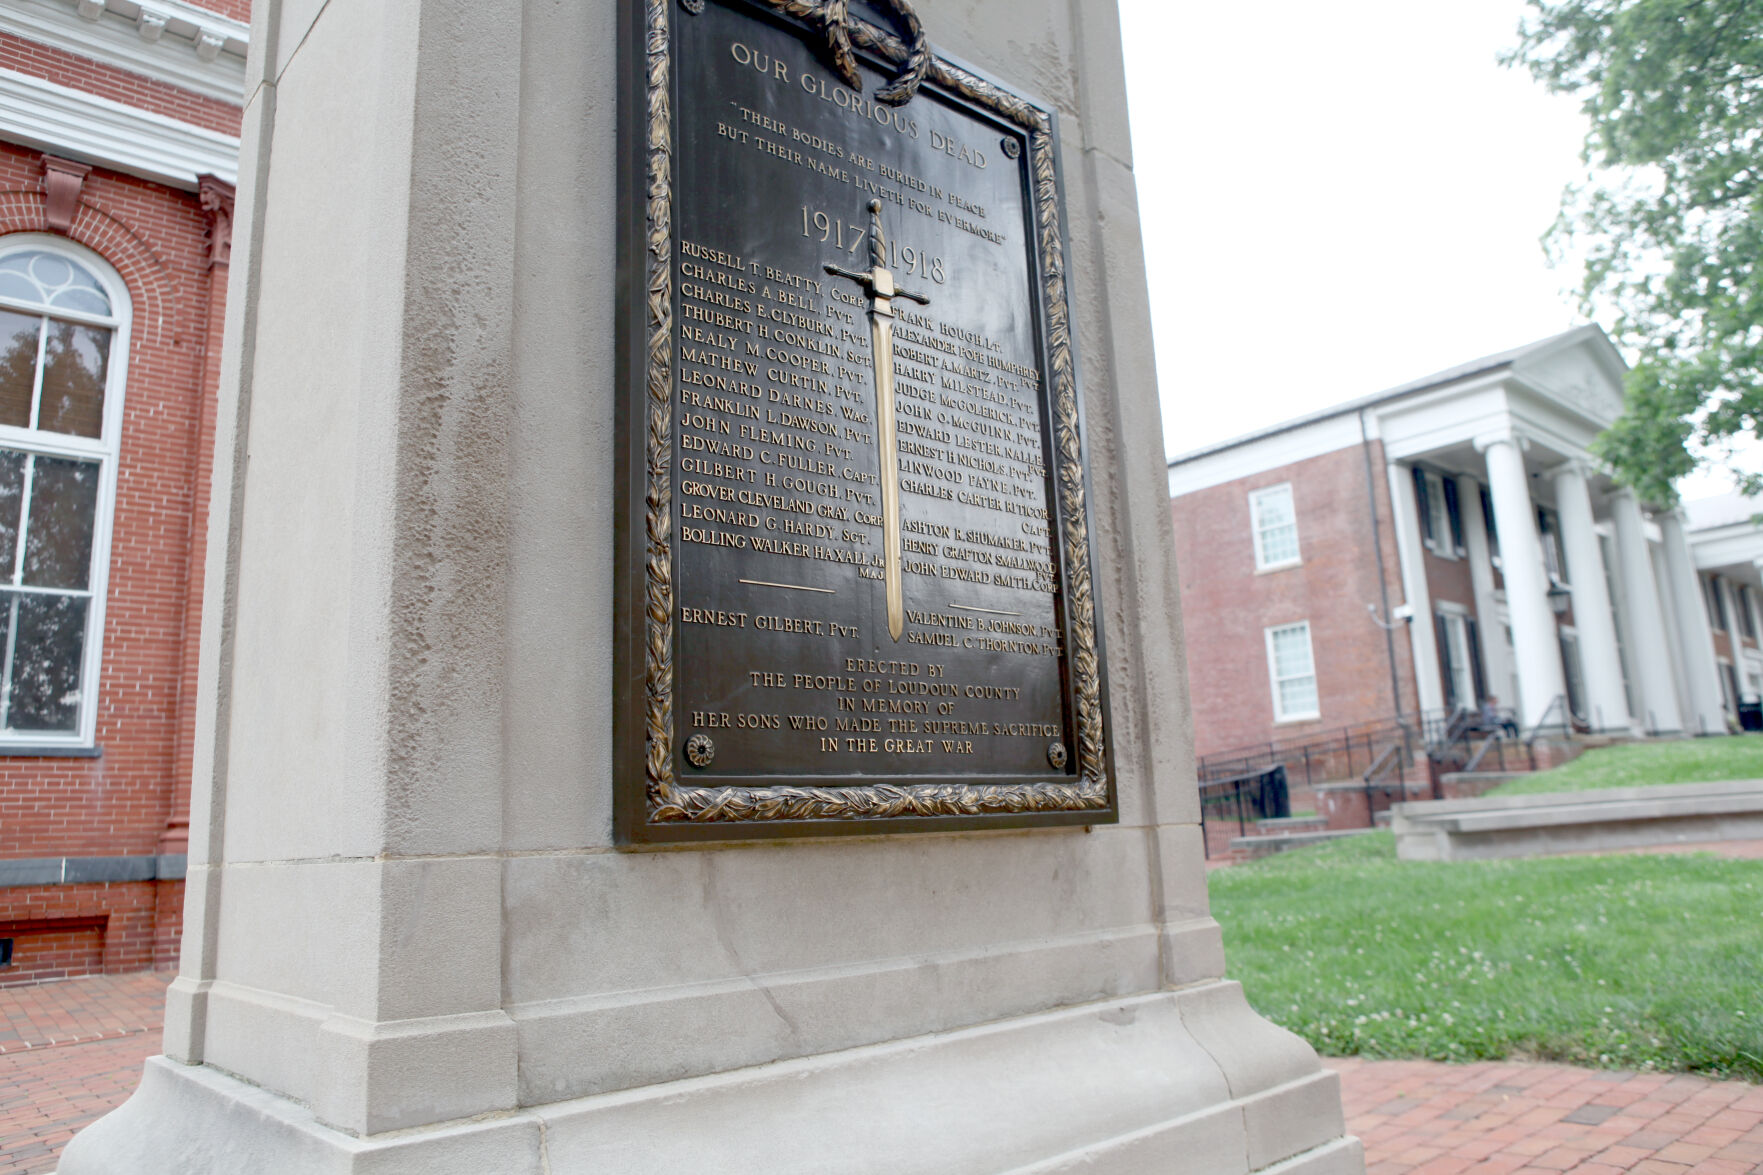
[1506,0,1763,505]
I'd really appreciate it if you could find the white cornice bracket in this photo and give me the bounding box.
[0,0,248,104]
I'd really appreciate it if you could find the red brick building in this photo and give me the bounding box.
[1170,327,1735,779]
[0,0,245,983]
[1684,493,1763,714]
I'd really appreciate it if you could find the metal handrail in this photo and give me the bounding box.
[1461,734,1505,774]
[1524,695,1570,748]
[1199,714,1414,771]
[1362,742,1404,785]
[1357,738,1409,829]
[1523,694,1571,772]
[1197,707,1473,787]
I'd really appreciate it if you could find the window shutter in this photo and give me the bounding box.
[1466,616,1486,702]
[1413,467,1432,543]
[1551,510,1569,582]
[1479,484,1498,552]
[1442,477,1465,552]
[1436,613,1456,710]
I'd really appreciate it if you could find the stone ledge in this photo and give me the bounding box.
[0,853,185,887]
[1391,779,1763,861]
[59,983,1357,1175]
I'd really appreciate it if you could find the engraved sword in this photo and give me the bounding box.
[825,199,930,643]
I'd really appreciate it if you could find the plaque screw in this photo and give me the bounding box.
[685,734,716,768]
[1001,137,1021,159]
[1047,741,1068,770]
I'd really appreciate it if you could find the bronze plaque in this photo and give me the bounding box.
[614,0,1114,841]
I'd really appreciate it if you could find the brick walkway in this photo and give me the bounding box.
[0,972,170,1174]
[1336,1055,1763,1173]
[1,973,1760,1173]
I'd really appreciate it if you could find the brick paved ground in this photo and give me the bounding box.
[0,972,171,1055]
[0,972,170,1174]
[1,972,1760,1173]
[1336,1055,1763,1174]
[1,1032,161,1173]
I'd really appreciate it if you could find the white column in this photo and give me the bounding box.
[1653,540,1697,723]
[1610,488,1684,732]
[1457,474,1510,705]
[1388,462,1443,714]
[1477,433,1566,728]
[1659,508,1729,734]
[1716,575,1746,705]
[1751,560,1763,652]
[1551,462,1632,732]
[1717,574,1746,651]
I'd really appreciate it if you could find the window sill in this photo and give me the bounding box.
[0,744,102,758]
[1273,714,1321,726]
[1255,559,1302,575]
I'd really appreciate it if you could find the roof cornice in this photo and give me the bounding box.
[1,0,247,104]
[0,67,239,188]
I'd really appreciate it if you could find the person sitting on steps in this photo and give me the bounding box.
[1478,695,1519,739]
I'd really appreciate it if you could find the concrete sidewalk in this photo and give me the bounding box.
[2,973,1760,1173]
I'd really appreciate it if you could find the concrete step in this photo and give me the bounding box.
[1241,816,1329,838]
[1392,779,1763,861]
[1229,827,1379,860]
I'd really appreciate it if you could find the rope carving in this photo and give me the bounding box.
[766,0,931,106]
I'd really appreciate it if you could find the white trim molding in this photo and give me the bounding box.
[0,68,239,189]
[0,0,247,104]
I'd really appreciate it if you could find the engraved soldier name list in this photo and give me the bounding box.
[617,0,1112,837]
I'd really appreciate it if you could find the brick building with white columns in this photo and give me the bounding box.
[1685,493,1763,715]
[1169,325,1732,768]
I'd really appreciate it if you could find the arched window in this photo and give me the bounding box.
[0,238,128,746]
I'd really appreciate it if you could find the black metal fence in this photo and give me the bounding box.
[1198,765,1290,858]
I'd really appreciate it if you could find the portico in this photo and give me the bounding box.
[1370,327,1722,734]
[1684,493,1763,717]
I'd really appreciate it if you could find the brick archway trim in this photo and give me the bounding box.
[0,187,179,349]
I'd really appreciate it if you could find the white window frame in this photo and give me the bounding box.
[0,235,129,749]
[1249,482,1300,572]
[1264,620,1320,723]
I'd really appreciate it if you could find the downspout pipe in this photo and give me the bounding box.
[1361,410,1403,718]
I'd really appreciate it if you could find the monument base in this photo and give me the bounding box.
[61,982,1360,1174]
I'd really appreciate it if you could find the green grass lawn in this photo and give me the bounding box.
[1489,733,1763,796]
[1209,832,1763,1079]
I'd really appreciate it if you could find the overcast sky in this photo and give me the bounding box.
[1118,0,1593,463]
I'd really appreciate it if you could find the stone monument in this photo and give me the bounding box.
[62,0,1362,1170]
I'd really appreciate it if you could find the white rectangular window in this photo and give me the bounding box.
[1249,483,1299,570]
[1265,621,1319,721]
